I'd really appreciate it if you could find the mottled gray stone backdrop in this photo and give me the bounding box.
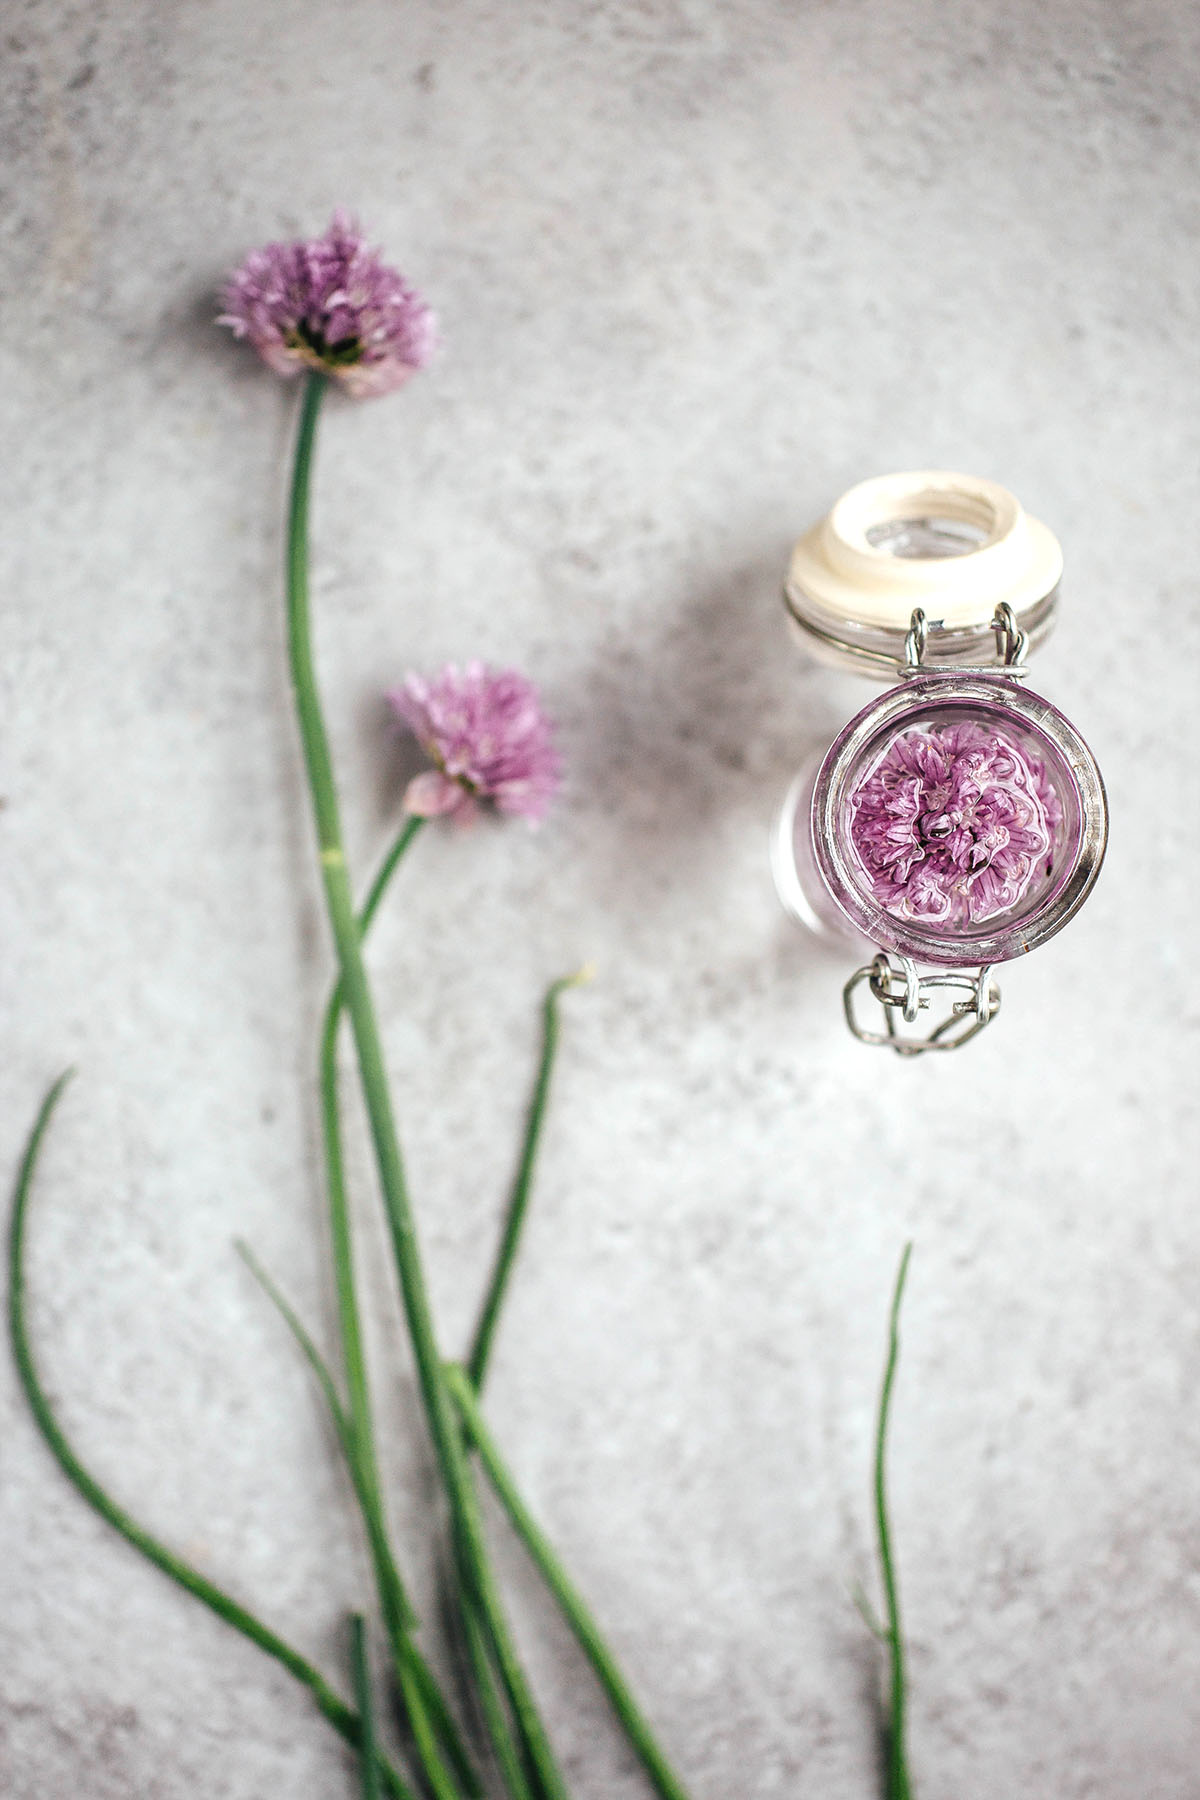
[3,2,1198,1796]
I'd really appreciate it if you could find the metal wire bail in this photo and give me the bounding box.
[903,606,928,672]
[992,599,1028,667]
[899,601,1032,679]
[843,952,1001,1056]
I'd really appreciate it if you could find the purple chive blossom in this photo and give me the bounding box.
[849,720,1062,927]
[218,211,436,398]
[388,663,562,824]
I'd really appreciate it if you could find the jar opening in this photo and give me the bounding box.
[845,709,1069,937]
[864,515,990,559]
[844,479,1002,558]
[807,676,1107,967]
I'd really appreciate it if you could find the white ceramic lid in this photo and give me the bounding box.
[785,471,1063,671]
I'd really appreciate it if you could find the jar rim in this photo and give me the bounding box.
[810,675,1108,966]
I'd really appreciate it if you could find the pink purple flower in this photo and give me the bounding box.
[848,719,1061,927]
[218,211,436,398]
[388,663,562,824]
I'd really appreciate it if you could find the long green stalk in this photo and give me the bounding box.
[285,372,568,1800]
[238,1239,478,1800]
[445,1364,693,1800]
[874,1243,914,1800]
[321,812,423,1560]
[467,969,589,1394]
[351,1614,384,1800]
[316,814,481,1800]
[326,843,592,1798]
[8,1072,415,1800]
[326,840,592,1797]
[455,1586,537,1800]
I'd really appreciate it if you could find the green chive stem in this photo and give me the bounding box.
[8,1073,415,1800]
[237,1240,477,1800]
[874,1242,914,1800]
[285,373,568,1800]
[445,1364,693,1800]
[351,1615,384,1800]
[467,968,591,1394]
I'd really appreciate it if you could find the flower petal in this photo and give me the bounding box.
[403,770,467,817]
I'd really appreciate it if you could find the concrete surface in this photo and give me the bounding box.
[3,3,1199,1796]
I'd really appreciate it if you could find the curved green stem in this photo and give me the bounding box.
[286,373,568,1800]
[874,1243,914,1800]
[320,812,423,1570]
[317,819,420,1624]
[321,815,482,1797]
[327,833,584,1799]
[351,1614,384,1800]
[467,969,590,1394]
[456,1587,536,1800]
[445,1364,693,1800]
[238,1240,478,1800]
[235,1241,405,1631]
[8,1073,415,1800]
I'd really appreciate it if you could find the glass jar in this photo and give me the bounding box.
[772,471,1108,1052]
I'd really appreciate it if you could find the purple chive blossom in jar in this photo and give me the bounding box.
[791,676,1107,970]
[847,718,1063,928]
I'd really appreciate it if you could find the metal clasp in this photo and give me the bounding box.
[991,599,1028,668]
[900,602,1030,679]
[843,952,1001,1056]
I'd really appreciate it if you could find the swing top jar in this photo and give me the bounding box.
[774,470,1108,1048]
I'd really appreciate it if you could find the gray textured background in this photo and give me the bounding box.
[3,3,1198,1796]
